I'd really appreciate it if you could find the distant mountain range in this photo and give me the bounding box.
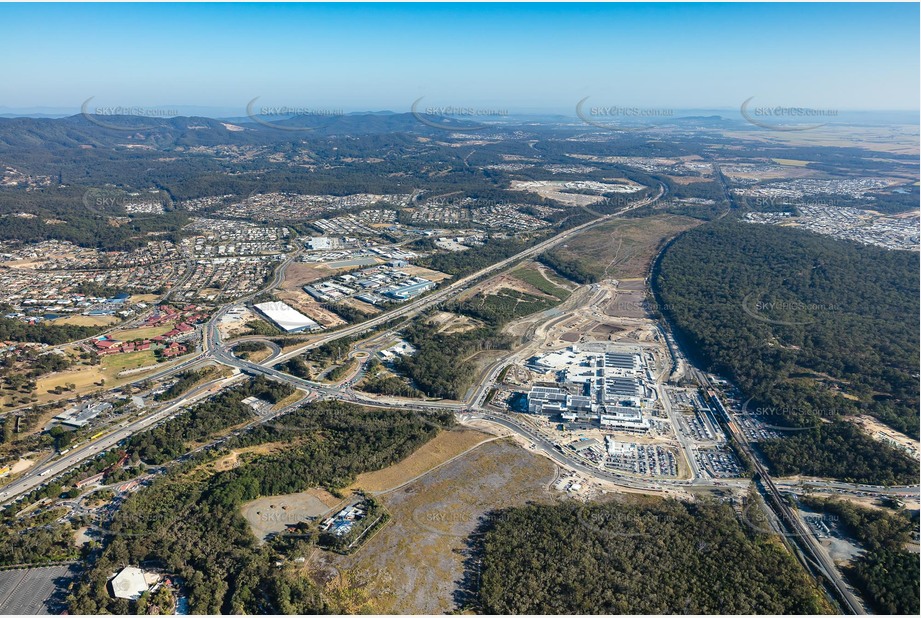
[0,108,915,153]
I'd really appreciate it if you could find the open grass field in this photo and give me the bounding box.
[36,364,107,395]
[402,264,452,283]
[347,428,494,493]
[53,315,119,327]
[545,214,701,281]
[510,262,573,300]
[100,350,159,373]
[771,158,811,166]
[34,350,166,404]
[321,439,557,614]
[110,324,173,341]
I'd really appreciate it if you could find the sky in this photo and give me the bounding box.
[0,2,918,117]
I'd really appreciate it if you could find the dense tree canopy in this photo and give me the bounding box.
[655,219,919,484]
[476,499,830,614]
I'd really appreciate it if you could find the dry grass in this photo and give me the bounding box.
[401,265,452,283]
[347,429,494,493]
[100,350,159,373]
[111,324,174,341]
[32,350,171,405]
[548,214,701,280]
[338,296,380,315]
[128,294,161,304]
[53,315,119,327]
[272,389,308,412]
[322,439,557,614]
[771,158,811,166]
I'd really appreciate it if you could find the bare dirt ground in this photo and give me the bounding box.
[219,308,258,339]
[457,272,555,302]
[426,311,482,334]
[401,265,452,283]
[241,488,342,541]
[280,262,340,289]
[603,285,650,319]
[319,439,558,614]
[338,296,380,315]
[844,414,920,459]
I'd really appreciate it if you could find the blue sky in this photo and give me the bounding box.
[1,2,918,116]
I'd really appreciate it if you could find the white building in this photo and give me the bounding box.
[253,301,322,333]
[109,567,150,601]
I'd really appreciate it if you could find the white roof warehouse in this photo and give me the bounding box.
[253,301,322,333]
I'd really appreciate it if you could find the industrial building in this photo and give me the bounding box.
[253,301,322,333]
[304,264,434,305]
[383,279,435,300]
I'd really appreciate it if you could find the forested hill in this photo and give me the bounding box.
[476,499,831,614]
[655,219,919,484]
[0,111,480,150]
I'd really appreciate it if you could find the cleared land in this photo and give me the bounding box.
[319,439,557,614]
[34,349,173,404]
[347,428,494,493]
[52,315,119,327]
[241,488,342,541]
[545,215,700,281]
[108,324,174,341]
[510,263,573,300]
[426,311,482,334]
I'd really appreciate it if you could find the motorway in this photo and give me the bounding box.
[704,379,867,614]
[2,186,664,506]
[0,178,910,615]
[0,372,245,505]
[243,184,667,367]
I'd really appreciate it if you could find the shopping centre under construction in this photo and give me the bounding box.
[524,343,656,432]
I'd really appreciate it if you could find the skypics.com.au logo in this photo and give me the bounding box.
[741,499,839,539]
[740,97,838,132]
[82,187,173,221]
[741,292,841,326]
[81,97,178,131]
[576,97,673,132]
[737,398,841,433]
[410,97,508,132]
[246,97,344,131]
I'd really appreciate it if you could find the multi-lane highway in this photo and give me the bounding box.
[2,175,909,618]
[3,188,665,505]
[0,373,245,505]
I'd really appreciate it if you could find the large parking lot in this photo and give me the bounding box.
[0,565,74,615]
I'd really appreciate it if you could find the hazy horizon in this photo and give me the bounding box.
[1,2,918,116]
